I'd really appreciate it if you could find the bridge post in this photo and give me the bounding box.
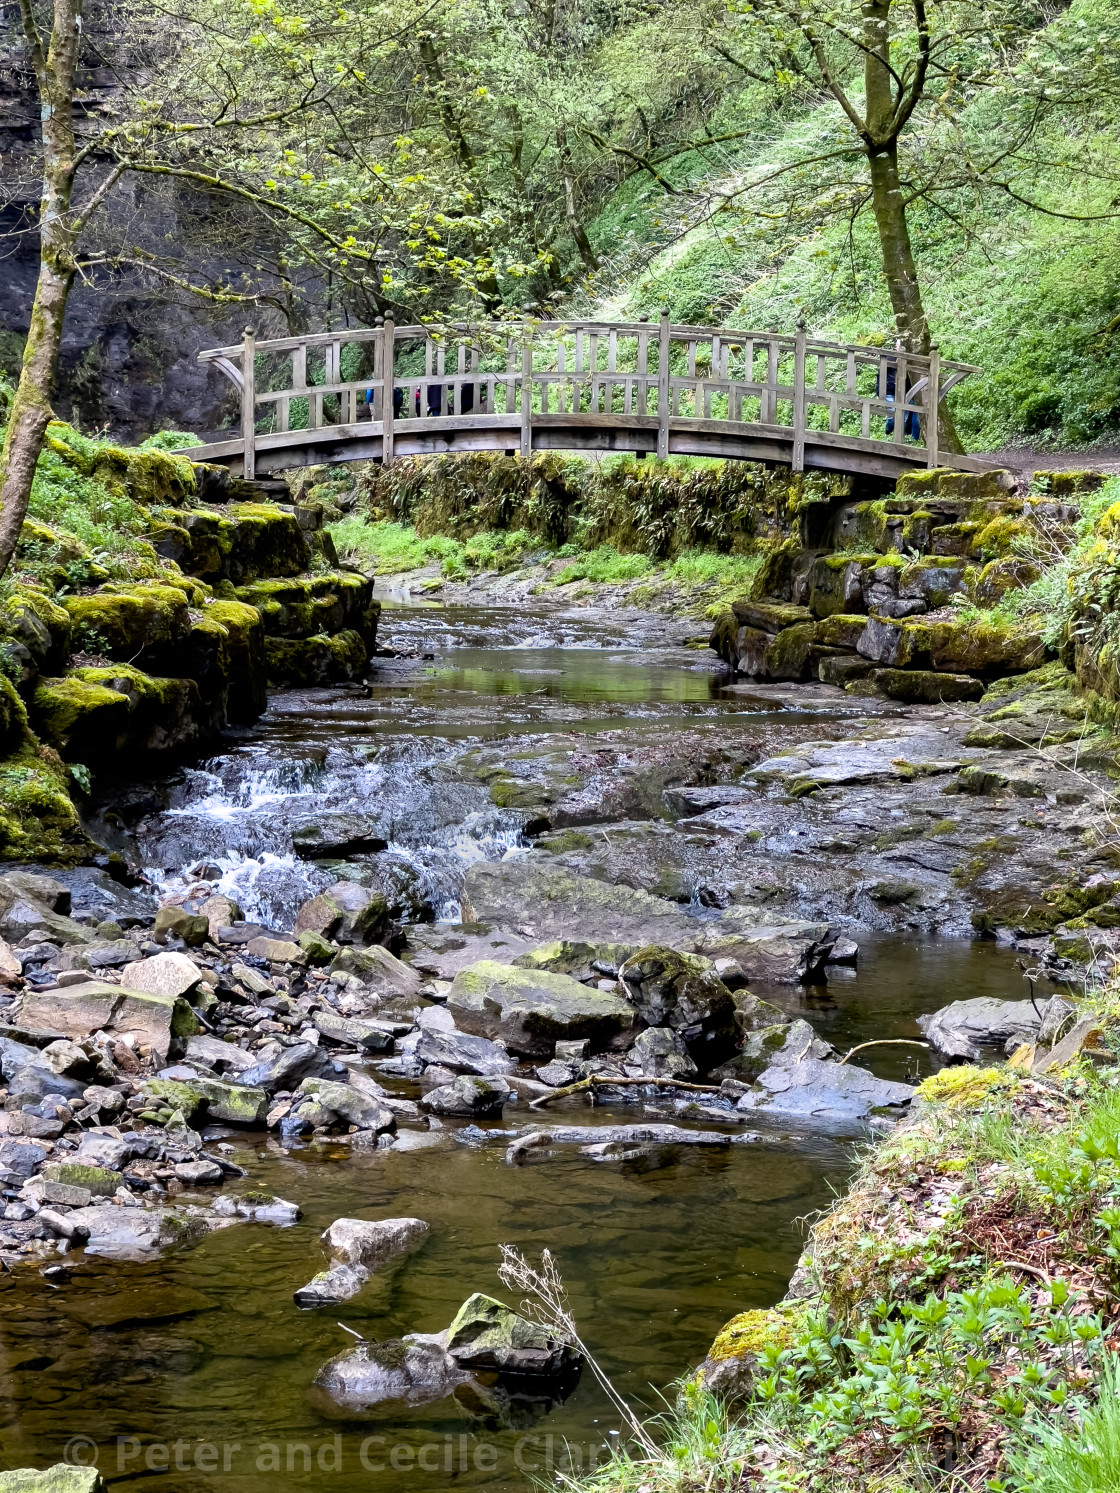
[657,311,670,460]
[382,317,395,465]
[240,327,256,481]
[926,345,940,469]
[792,317,807,473]
[520,333,532,462]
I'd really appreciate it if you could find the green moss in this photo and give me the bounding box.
[540,829,594,853]
[0,739,90,862]
[62,583,190,661]
[264,630,367,686]
[707,1307,796,1365]
[915,1065,1010,1108]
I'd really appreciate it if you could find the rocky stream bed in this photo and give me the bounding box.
[0,594,1095,1491]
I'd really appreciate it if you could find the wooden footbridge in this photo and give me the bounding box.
[184,317,990,482]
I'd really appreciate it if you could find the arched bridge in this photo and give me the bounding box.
[183,317,990,483]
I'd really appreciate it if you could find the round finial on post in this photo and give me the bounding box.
[374,315,384,326]
[638,314,649,323]
[796,314,806,332]
[243,326,255,339]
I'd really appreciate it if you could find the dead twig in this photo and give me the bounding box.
[528,1073,723,1109]
[837,1039,930,1066]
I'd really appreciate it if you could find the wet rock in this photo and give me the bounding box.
[65,1203,217,1258]
[420,1074,510,1117]
[39,1038,91,1077]
[506,1124,738,1164]
[153,906,210,946]
[42,1162,125,1196]
[291,817,388,859]
[627,1026,697,1079]
[120,951,202,1001]
[296,1077,396,1132]
[534,1060,576,1087]
[714,1018,830,1083]
[198,894,242,938]
[663,785,754,817]
[512,939,639,982]
[447,1292,577,1376]
[0,1465,104,1492]
[210,1192,301,1223]
[313,1337,471,1412]
[416,1027,516,1077]
[447,960,636,1058]
[312,1010,395,1052]
[298,931,335,965]
[917,997,1042,1061]
[294,1216,428,1307]
[295,883,387,946]
[328,943,421,999]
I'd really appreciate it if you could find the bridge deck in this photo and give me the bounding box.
[184,317,989,481]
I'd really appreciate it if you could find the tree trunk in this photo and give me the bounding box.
[558,130,599,271]
[862,0,962,453]
[1,0,81,580]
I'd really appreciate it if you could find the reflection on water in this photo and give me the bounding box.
[27,600,1051,1491]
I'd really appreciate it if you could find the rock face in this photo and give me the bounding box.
[446,960,637,1058]
[461,862,831,985]
[917,998,1043,1061]
[294,1216,429,1308]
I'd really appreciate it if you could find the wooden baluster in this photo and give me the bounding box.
[291,344,307,432]
[763,340,778,424]
[506,339,516,415]
[894,352,907,444]
[557,341,566,413]
[792,318,806,473]
[589,332,599,411]
[607,328,617,413]
[241,327,256,481]
[520,331,533,461]
[636,320,649,416]
[657,311,670,460]
[382,318,395,464]
[926,346,941,468]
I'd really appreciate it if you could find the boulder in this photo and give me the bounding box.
[245,936,303,964]
[296,1077,396,1132]
[731,600,814,633]
[736,1053,914,1121]
[446,1292,576,1376]
[313,1337,470,1412]
[152,905,210,946]
[184,1034,258,1074]
[239,1041,328,1091]
[917,998,1042,1061]
[618,946,737,1062]
[626,1027,697,1079]
[296,881,389,944]
[328,944,421,999]
[312,1010,395,1053]
[447,961,636,1058]
[120,951,202,1001]
[714,1018,830,1083]
[291,818,388,859]
[420,1074,510,1117]
[15,983,198,1065]
[198,894,242,938]
[461,863,830,985]
[867,669,984,704]
[294,1216,428,1307]
[143,1074,269,1125]
[0,1467,104,1493]
[416,1027,516,1077]
[39,1039,91,1076]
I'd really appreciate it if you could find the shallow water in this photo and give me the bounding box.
[3,601,1054,1489]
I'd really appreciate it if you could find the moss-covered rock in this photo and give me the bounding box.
[0,737,91,863]
[234,572,378,645]
[974,557,1041,605]
[61,583,190,667]
[894,468,1016,501]
[176,503,310,584]
[806,554,868,619]
[693,1306,800,1402]
[32,665,209,762]
[264,631,368,687]
[814,614,867,650]
[0,583,72,687]
[143,1074,269,1125]
[205,599,267,721]
[867,668,985,704]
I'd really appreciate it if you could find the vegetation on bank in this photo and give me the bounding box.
[567,1024,1120,1492]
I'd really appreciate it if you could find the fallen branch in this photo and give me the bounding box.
[529,1073,723,1110]
[838,1039,929,1067]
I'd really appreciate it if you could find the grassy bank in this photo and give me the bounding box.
[567,1018,1120,1492]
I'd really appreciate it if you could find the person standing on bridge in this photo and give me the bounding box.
[883,339,921,441]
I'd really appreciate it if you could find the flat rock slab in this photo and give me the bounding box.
[750,731,972,793]
[120,952,201,1000]
[416,1026,516,1076]
[917,997,1042,1061]
[15,983,197,1064]
[0,1467,104,1493]
[405,924,541,980]
[447,959,636,1057]
[507,1123,745,1163]
[736,1056,914,1121]
[460,863,829,984]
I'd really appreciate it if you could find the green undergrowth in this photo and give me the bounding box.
[327,516,542,577]
[569,1022,1120,1492]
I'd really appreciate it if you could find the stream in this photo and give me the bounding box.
[0,600,1049,1491]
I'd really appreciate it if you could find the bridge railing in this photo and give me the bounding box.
[198,317,979,480]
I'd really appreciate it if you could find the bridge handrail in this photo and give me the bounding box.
[196,317,980,480]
